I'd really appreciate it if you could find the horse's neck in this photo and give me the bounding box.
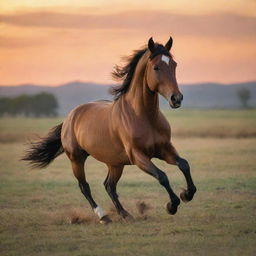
[124,60,159,120]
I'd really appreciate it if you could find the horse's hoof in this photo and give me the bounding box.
[166,202,178,215]
[180,187,196,203]
[121,212,134,222]
[99,215,112,224]
[180,189,189,203]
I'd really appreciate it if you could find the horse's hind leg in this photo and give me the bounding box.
[104,165,133,220]
[70,156,112,224]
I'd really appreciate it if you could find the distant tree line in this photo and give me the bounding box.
[0,92,59,117]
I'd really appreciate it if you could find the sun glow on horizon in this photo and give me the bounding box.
[0,0,255,86]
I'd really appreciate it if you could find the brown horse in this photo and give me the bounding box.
[23,37,196,224]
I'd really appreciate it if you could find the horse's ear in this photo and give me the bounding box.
[165,36,173,51]
[148,37,155,53]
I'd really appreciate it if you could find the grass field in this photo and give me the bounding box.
[0,109,256,256]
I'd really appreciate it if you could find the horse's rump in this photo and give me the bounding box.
[61,101,129,165]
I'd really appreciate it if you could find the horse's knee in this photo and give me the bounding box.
[158,172,169,186]
[177,157,190,173]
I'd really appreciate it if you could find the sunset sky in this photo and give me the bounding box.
[0,0,255,86]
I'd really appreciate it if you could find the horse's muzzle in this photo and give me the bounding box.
[169,93,183,109]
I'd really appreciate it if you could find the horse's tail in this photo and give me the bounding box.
[22,123,64,169]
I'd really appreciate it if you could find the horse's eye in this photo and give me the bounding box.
[154,66,160,71]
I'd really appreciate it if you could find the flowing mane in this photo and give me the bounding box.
[110,44,171,100]
[110,47,147,100]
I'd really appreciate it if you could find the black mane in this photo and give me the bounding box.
[110,47,147,100]
[110,44,171,100]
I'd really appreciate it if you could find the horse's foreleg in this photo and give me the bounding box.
[163,144,197,203]
[176,157,197,202]
[104,165,133,220]
[71,159,112,224]
[131,150,180,215]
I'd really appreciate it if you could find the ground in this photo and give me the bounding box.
[0,109,256,256]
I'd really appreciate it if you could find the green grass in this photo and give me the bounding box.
[0,110,256,256]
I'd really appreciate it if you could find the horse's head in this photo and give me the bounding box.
[146,37,183,109]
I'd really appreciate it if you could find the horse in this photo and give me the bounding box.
[22,37,197,224]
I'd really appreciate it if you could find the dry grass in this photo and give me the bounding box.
[0,110,256,256]
[163,109,256,138]
[0,109,255,142]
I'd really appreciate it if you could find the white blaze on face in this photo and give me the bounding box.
[161,55,170,65]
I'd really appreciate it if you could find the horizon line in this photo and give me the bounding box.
[0,80,256,88]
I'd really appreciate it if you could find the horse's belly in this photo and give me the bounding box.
[90,147,130,165]
[80,130,130,165]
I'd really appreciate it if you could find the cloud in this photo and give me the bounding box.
[1,11,255,38]
[0,36,37,48]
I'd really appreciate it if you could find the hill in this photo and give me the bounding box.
[0,81,255,115]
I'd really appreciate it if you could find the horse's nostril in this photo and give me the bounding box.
[171,94,183,104]
[171,95,177,103]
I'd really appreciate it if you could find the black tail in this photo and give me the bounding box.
[22,123,64,169]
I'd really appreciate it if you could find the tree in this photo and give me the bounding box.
[13,95,33,116]
[0,93,59,117]
[0,97,12,116]
[32,92,58,117]
[237,87,251,109]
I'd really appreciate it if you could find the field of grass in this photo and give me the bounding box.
[0,109,256,256]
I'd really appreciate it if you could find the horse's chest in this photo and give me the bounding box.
[147,137,167,158]
[131,129,167,158]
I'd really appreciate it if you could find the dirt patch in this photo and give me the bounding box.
[67,208,95,224]
[136,201,151,216]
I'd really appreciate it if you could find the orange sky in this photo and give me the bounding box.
[0,0,255,86]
